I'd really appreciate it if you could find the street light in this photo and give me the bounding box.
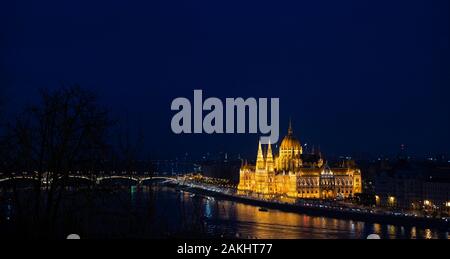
[388,196,396,207]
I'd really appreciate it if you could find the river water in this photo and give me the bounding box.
[1,185,449,239]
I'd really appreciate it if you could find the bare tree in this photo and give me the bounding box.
[116,114,145,174]
[5,85,112,236]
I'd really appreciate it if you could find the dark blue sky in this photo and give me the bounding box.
[1,0,449,159]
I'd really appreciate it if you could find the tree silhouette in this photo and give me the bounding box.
[4,85,112,236]
[117,115,145,173]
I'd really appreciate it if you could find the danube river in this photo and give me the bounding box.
[1,185,449,239]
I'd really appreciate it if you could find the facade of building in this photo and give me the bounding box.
[375,165,450,213]
[238,122,362,199]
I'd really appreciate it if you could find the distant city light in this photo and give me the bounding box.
[388,196,396,206]
[375,195,380,205]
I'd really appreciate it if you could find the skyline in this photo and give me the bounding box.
[2,0,450,159]
[1,0,450,242]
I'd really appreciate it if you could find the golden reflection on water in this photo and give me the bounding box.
[171,188,448,239]
[388,225,396,237]
[211,199,365,239]
[204,197,448,239]
[373,223,381,234]
[410,227,417,239]
[425,229,432,239]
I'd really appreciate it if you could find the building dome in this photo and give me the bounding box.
[280,134,301,150]
[279,120,302,151]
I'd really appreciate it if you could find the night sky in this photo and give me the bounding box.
[1,0,449,160]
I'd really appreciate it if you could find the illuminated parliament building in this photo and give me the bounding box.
[238,122,362,199]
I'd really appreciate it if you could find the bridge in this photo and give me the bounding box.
[0,173,179,186]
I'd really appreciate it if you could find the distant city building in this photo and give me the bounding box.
[200,154,241,184]
[238,122,362,199]
[374,159,450,213]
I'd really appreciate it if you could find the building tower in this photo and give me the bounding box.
[266,141,274,172]
[277,120,302,172]
[256,141,265,170]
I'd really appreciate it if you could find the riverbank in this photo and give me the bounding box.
[170,181,450,230]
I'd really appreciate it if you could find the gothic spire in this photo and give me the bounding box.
[256,141,266,170]
[257,141,264,160]
[288,118,293,135]
[267,140,273,160]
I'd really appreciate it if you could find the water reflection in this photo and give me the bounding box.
[1,186,449,239]
[159,187,448,239]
